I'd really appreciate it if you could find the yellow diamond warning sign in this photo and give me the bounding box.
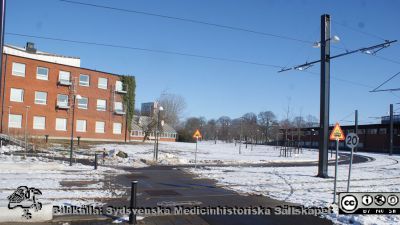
[193,129,202,139]
[329,123,345,141]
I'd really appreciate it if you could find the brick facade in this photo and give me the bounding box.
[0,53,128,142]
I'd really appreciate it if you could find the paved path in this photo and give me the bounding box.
[101,165,333,225]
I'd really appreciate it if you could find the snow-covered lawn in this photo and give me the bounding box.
[189,152,400,225]
[0,145,127,207]
[2,141,397,224]
[92,141,336,165]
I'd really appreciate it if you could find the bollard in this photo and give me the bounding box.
[129,181,138,224]
[45,135,49,143]
[94,154,98,170]
[77,136,81,146]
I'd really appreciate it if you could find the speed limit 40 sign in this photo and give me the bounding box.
[346,133,359,148]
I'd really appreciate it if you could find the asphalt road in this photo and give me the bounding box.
[101,152,373,225]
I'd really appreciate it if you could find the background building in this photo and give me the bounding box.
[0,42,129,142]
[141,102,158,117]
[130,116,177,142]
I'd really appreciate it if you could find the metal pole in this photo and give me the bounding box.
[129,181,138,224]
[318,14,330,178]
[389,104,393,156]
[0,0,5,134]
[155,109,160,161]
[347,147,354,192]
[333,139,339,203]
[7,106,10,134]
[354,110,358,152]
[70,95,76,166]
[94,153,97,170]
[265,120,269,145]
[24,106,29,151]
[239,118,242,154]
[195,137,198,169]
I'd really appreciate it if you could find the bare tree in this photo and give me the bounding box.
[258,111,276,143]
[217,116,232,142]
[305,114,319,127]
[242,113,258,147]
[205,119,218,142]
[158,93,187,128]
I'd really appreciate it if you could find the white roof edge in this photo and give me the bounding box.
[3,44,81,67]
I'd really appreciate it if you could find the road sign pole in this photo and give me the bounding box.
[347,147,354,192]
[333,138,339,204]
[195,137,198,169]
[345,133,359,192]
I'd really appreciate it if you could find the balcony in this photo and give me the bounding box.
[114,110,126,115]
[56,103,70,110]
[115,88,127,94]
[58,79,72,86]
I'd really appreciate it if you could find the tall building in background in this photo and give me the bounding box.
[0,42,129,141]
[141,102,158,117]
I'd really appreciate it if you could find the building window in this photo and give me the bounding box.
[59,71,71,83]
[113,123,122,134]
[116,80,123,91]
[95,121,105,133]
[56,118,67,131]
[33,116,46,130]
[10,88,24,102]
[379,128,387,134]
[9,114,22,128]
[114,102,123,111]
[36,67,49,80]
[98,77,108,89]
[96,99,106,111]
[34,91,47,105]
[77,97,88,109]
[12,62,25,77]
[57,94,69,107]
[79,74,90,86]
[76,120,87,132]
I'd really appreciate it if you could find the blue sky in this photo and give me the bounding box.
[5,0,400,124]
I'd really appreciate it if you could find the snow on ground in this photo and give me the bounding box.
[92,141,336,166]
[0,145,127,207]
[189,152,400,225]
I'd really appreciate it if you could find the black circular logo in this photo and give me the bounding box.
[374,195,386,206]
[341,195,358,212]
[387,195,399,206]
[362,195,373,206]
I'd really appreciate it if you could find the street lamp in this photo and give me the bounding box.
[25,106,30,151]
[70,94,82,166]
[154,106,163,161]
[7,106,12,134]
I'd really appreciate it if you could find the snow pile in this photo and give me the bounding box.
[190,152,400,225]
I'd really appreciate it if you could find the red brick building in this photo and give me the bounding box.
[0,43,129,142]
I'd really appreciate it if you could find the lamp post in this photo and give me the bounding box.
[7,106,11,134]
[70,94,82,166]
[154,106,163,161]
[25,106,30,151]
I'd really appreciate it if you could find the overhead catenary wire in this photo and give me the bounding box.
[370,71,400,92]
[331,20,387,42]
[6,32,283,69]
[6,32,394,92]
[59,0,314,45]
